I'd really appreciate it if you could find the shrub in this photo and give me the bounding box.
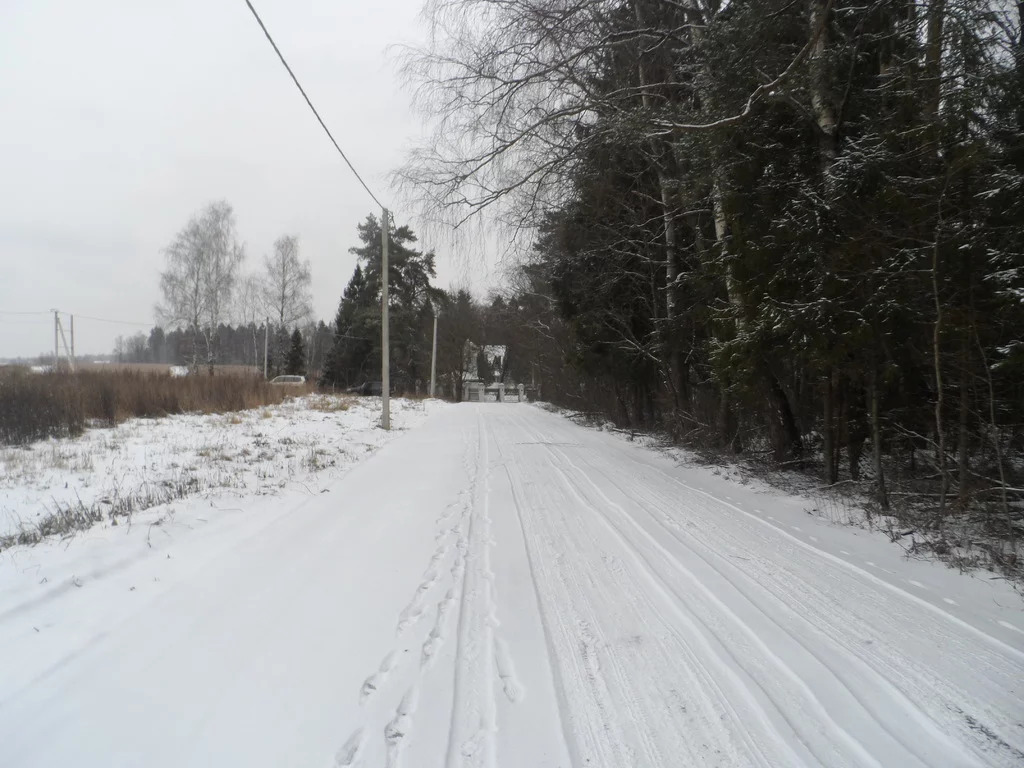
[0,367,84,444]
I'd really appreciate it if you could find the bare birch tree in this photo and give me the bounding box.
[157,201,245,372]
[235,272,268,367]
[262,235,312,329]
[201,202,246,372]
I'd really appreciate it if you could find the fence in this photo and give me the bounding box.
[463,382,526,403]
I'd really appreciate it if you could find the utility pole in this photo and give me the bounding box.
[264,318,270,379]
[50,311,73,371]
[381,207,390,430]
[56,315,73,371]
[430,304,439,398]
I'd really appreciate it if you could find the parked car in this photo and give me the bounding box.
[270,375,306,386]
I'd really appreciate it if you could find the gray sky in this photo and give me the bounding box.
[0,0,484,359]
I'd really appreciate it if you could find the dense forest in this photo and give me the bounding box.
[112,321,332,378]
[394,0,1024,566]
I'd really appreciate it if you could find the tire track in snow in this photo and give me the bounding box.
[579,452,998,766]
[636,445,1024,664]
[547,442,969,767]
[550,425,1024,765]
[497,452,579,767]
[499,409,790,767]
[542,456,799,766]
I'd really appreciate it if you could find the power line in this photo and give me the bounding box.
[71,313,153,327]
[1,309,153,327]
[242,0,386,210]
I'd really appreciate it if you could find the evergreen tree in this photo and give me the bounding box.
[285,328,306,376]
[320,214,439,391]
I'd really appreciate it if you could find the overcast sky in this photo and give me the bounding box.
[0,0,489,359]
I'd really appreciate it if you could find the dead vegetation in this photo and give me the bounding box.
[307,394,354,412]
[0,367,310,446]
[0,474,208,553]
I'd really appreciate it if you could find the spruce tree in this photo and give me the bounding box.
[285,329,306,376]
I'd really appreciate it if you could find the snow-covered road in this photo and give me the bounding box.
[1,404,1022,767]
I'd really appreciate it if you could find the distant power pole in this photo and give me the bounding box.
[264,318,270,379]
[381,207,390,430]
[51,310,74,371]
[70,315,75,366]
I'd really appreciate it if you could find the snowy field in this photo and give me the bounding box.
[0,403,1022,767]
[0,394,435,539]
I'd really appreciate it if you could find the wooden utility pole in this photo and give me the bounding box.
[381,207,391,430]
[430,306,439,398]
[53,310,58,367]
[70,315,75,367]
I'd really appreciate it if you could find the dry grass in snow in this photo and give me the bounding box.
[0,394,437,548]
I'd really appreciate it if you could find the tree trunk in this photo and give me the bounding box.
[870,367,888,510]
[715,173,801,459]
[809,0,838,173]
[717,387,740,453]
[1017,2,1024,141]
[973,322,1011,521]
[766,367,803,460]
[957,330,970,508]
[932,224,948,520]
[924,0,947,129]
[823,366,837,484]
[846,377,869,481]
[713,177,746,321]
[634,1,682,409]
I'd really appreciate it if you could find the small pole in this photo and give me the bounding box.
[70,315,75,366]
[53,310,59,368]
[263,318,269,379]
[381,207,391,430]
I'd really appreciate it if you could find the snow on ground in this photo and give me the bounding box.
[0,394,435,538]
[0,403,1022,767]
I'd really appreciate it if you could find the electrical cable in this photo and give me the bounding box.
[70,314,153,327]
[242,0,387,211]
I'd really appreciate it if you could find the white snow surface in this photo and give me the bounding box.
[1,403,1022,767]
[0,394,431,538]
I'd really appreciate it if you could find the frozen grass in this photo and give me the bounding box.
[0,366,307,446]
[0,394,430,550]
